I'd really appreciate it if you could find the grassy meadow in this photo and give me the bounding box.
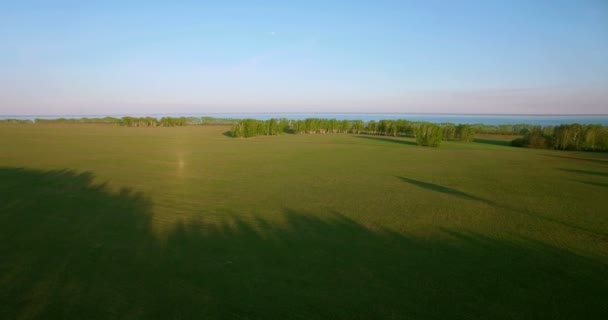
[1,124,607,319]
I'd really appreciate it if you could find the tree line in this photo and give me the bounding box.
[512,124,608,152]
[2,116,239,126]
[230,118,608,151]
[5,116,607,151]
[231,119,291,137]
[118,117,190,127]
[33,117,121,124]
[468,123,543,135]
[115,116,240,127]
[230,118,483,147]
[1,119,34,124]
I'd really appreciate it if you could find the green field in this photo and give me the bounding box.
[1,124,607,319]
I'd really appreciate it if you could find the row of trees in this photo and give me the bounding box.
[118,116,216,127]
[512,124,608,151]
[440,124,476,142]
[33,116,206,127]
[231,119,291,137]
[1,116,239,126]
[230,118,608,151]
[470,123,540,135]
[1,119,34,124]
[7,116,607,151]
[33,117,122,124]
[118,117,163,127]
[291,119,359,134]
[118,116,238,127]
[230,118,483,147]
[6,116,593,139]
[232,118,475,139]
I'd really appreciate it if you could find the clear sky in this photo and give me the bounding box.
[1,0,607,115]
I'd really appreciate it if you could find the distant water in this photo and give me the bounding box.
[2,113,608,126]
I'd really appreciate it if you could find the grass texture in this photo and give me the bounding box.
[1,124,607,319]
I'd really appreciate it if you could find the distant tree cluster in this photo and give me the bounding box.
[287,119,421,136]
[230,118,478,147]
[8,115,607,152]
[1,119,34,124]
[200,117,240,125]
[118,117,161,127]
[512,124,608,152]
[118,116,210,127]
[230,118,607,152]
[118,116,239,126]
[11,116,238,126]
[439,124,476,142]
[291,119,353,134]
[230,119,290,137]
[469,123,542,135]
[34,117,121,124]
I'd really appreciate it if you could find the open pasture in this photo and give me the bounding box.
[1,124,607,319]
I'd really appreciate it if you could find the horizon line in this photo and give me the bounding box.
[2,112,608,118]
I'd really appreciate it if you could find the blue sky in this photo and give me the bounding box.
[1,0,607,115]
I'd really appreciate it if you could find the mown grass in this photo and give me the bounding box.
[1,124,607,319]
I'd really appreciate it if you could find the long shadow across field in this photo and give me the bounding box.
[1,167,607,319]
[558,168,608,178]
[544,154,608,166]
[578,180,608,188]
[397,176,607,238]
[397,177,496,205]
[473,137,513,147]
[354,135,418,146]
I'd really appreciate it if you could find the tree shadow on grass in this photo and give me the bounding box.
[473,137,513,147]
[558,168,608,178]
[544,154,608,166]
[397,176,496,205]
[1,167,607,319]
[222,130,234,137]
[354,135,418,146]
[397,176,607,238]
[578,180,608,188]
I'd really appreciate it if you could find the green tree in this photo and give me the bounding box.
[456,124,475,142]
[293,120,306,134]
[366,120,377,135]
[340,120,351,133]
[396,120,412,136]
[328,119,339,133]
[415,123,443,147]
[554,124,574,150]
[441,123,456,141]
[351,120,364,134]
